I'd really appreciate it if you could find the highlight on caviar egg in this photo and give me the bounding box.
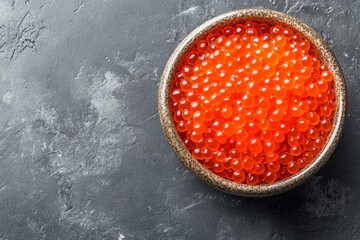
[170,21,336,185]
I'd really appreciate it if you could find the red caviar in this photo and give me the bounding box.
[170,22,336,185]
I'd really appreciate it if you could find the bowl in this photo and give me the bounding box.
[158,9,346,197]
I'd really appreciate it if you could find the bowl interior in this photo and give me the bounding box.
[158,9,346,197]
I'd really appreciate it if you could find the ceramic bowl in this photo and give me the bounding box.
[158,9,347,197]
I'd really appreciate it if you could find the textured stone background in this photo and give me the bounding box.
[0,0,358,239]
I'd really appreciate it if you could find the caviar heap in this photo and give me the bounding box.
[170,22,336,185]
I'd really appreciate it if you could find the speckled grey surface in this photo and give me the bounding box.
[0,0,358,239]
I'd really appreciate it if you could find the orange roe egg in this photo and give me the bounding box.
[170,22,336,185]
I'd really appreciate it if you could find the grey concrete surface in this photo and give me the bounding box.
[0,0,359,239]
